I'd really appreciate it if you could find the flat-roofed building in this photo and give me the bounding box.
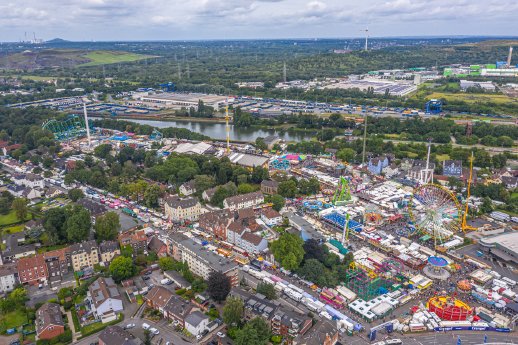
[168,233,239,286]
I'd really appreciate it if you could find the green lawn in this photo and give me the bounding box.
[0,211,20,226]
[81,322,105,334]
[79,51,154,67]
[0,310,29,333]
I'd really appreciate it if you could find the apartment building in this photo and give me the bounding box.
[99,241,120,265]
[35,303,65,340]
[223,191,264,211]
[168,233,239,286]
[198,209,232,240]
[17,254,48,286]
[164,195,202,222]
[69,240,100,272]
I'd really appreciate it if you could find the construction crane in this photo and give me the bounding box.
[360,28,369,51]
[225,101,231,155]
[461,152,476,232]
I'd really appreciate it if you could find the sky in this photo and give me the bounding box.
[1,0,517,41]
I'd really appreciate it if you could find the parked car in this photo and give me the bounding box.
[142,323,150,330]
[217,332,226,338]
[124,323,136,329]
[149,327,160,335]
[143,276,151,281]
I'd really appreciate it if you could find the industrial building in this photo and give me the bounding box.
[131,92,228,110]
[479,232,518,264]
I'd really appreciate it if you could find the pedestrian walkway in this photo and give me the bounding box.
[66,310,81,342]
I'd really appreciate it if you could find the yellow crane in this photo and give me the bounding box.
[461,152,476,232]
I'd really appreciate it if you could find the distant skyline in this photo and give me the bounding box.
[1,0,517,42]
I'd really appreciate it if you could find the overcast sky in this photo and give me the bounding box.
[1,0,517,41]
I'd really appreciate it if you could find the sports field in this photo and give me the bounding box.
[79,51,154,67]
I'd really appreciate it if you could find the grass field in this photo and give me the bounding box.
[427,92,516,105]
[0,211,20,226]
[0,310,29,333]
[79,51,154,67]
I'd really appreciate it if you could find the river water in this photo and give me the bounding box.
[113,118,315,142]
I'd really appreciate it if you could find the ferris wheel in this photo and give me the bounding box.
[408,183,461,246]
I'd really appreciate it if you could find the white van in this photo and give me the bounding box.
[142,323,150,330]
[386,339,402,345]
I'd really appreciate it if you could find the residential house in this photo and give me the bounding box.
[198,209,232,240]
[76,198,108,218]
[12,173,26,186]
[2,232,36,262]
[298,320,339,345]
[164,195,202,222]
[179,180,196,196]
[22,187,43,200]
[261,180,279,195]
[148,237,168,257]
[35,303,65,340]
[146,286,173,314]
[237,232,268,254]
[168,233,239,286]
[226,221,247,245]
[443,160,463,177]
[99,241,120,265]
[17,254,48,285]
[87,277,123,323]
[367,156,390,175]
[223,191,264,211]
[231,287,277,321]
[382,163,399,178]
[45,186,63,198]
[7,185,24,197]
[69,240,100,272]
[118,229,148,254]
[24,173,45,188]
[0,263,18,294]
[261,208,282,227]
[502,176,518,189]
[163,295,195,327]
[99,325,140,345]
[201,187,218,202]
[184,311,209,336]
[25,219,43,233]
[271,308,312,339]
[43,248,71,286]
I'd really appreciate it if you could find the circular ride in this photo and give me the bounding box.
[408,184,461,246]
[427,295,473,321]
[457,280,472,292]
[423,255,451,280]
[363,204,383,226]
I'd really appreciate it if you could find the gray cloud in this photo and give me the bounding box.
[0,0,516,41]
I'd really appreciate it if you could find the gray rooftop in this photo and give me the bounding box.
[184,310,208,328]
[172,233,238,274]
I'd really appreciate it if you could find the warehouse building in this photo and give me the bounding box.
[132,92,228,110]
